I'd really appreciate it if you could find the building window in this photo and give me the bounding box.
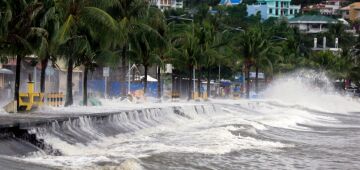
[276,1,278,7]
[275,9,278,15]
[290,9,293,15]
[269,8,273,14]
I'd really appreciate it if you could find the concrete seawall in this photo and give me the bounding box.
[0,108,156,129]
[0,104,216,156]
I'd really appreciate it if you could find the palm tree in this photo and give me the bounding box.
[170,23,201,100]
[0,0,47,110]
[107,0,148,97]
[55,0,117,106]
[129,8,166,94]
[77,35,115,106]
[235,26,268,98]
[201,14,234,98]
[272,26,311,74]
[34,0,61,93]
[253,27,289,93]
[146,8,168,99]
[325,23,354,50]
[351,36,360,65]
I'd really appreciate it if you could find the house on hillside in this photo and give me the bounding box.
[288,15,338,34]
[219,0,242,6]
[302,0,346,16]
[247,0,300,20]
[340,2,360,22]
[150,0,183,10]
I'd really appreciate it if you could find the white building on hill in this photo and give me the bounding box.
[150,0,183,10]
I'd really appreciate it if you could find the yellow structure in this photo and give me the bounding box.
[202,92,208,100]
[171,91,180,98]
[46,93,64,107]
[19,82,44,111]
[341,2,360,22]
[192,92,199,100]
[192,92,208,100]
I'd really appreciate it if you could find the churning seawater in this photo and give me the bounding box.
[3,70,360,170]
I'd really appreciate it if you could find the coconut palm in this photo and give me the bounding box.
[201,13,235,98]
[129,7,166,94]
[350,36,360,65]
[107,0,148,97]
[252,27,287,93]
[325,23,354,50]
[235,26,267,98]
[55,0,117,106]
[254,40,283,92]
[272,27,311,74]
[170,23,202,100]
[76,33,115,106]
[0,0,47,110]
[146,8,168,99]
[34,0,61,93]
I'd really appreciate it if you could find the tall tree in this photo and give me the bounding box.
[35,0,61,93]
[147,8,168,99]
[0,0,46,110]
[55,0,117,106]
[200,12,233,98]
[170,23,201,100]
[235,26,268,98]
[108,0,148,98]
[129,7,166,94]
[76,35,115,106]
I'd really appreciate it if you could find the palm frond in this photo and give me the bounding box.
[55,14,75,44]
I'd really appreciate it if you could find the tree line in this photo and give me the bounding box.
[1,0,360,110]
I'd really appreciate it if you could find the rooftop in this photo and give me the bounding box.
[219,0,242,5]
[341,2,360,10]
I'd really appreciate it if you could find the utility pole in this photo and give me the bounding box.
[193,67,196,97]
[128,61,131,95]
[128,44,131,95]
[103,67,110,98]
[218,64,221,82]
[33,66,37,91]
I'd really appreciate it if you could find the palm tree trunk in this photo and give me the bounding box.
[188,65,193,100]
[65,58,74,107]
[157,65,161,99]
[14,56,22,111]
[144,64,148,94]
[40,57,49,93]
[197,68,202,98]
[246,65,251,99]
[207,67,211,98]
[255,66,259,94]
[121,46,127,97]
[83,66,88,106]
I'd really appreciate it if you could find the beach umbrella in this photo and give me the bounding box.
[0,68,14,74]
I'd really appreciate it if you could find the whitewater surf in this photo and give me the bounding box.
[0,70,360,170]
